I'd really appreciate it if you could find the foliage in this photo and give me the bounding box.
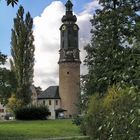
[72,115,83,126]
[83,0,140,96]
[0,52,16,105]
[14,105,50,120]
[0,120,81,139]
[0,52,7,65]
[0,52,8,104]
[83,86,140,140]
[0,70,17,105]
[6,0,18,7]
[72,115,88,135]
[11,5,35,107]
[7,94,22,112]
[81,1,140,139]
[0,68,11,104]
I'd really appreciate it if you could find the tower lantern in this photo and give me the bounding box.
[59,0,81,118]
[65,0,73,12]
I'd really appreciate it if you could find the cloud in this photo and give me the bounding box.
[83,0,101,14]
[33,1,96,90]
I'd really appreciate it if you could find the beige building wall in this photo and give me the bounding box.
[38,99,61,119]
[0,103,6,120]
[59,62,80,118]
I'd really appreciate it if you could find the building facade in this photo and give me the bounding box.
[0,103,6,120]
[37,86,61,119]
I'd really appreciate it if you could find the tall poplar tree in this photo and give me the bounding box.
[83,0,140,95]
[11,6,34,106]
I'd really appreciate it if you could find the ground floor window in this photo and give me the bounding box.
[56,100,58,105]
[0,109,4,113]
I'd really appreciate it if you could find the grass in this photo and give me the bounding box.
[0,119,87,140]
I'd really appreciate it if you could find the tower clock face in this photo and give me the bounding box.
[62,25,66,30]
[73,25,77,30]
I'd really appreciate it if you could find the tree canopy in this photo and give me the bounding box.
[11,5,35,106]
[6,0,18,7]
[0,52,16,105]
[83,0,140,96]
[84,85,140,139]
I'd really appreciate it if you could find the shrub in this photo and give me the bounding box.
[72,115,87,135]
[72,115,83,126]
[83,86,140,140]
[14,106,50,120]
[7,94,23,112]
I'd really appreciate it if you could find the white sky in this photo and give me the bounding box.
[33,1,100,90]
[2,1,100,90]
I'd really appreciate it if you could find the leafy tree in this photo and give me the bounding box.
[0,52,17,105]
[0,52,8,104]
[0,68,14,105]
[11,5,35,106]
[7,94,22,112]
[0,52,15,105]
[83,0,140,96]
[34,86,42,95]
[0,52,7,65]
[84,85,140,140]
[0,0,19,102]
[80,1,140,138]
[6,0,18,7]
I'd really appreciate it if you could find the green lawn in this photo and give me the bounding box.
[0,119,85,140]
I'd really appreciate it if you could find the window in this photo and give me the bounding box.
[0,109,4,113]
[56,100,58,105]
[49,100,51,105]
[43,100,45,106]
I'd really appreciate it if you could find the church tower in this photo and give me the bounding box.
[58,0,81,117]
